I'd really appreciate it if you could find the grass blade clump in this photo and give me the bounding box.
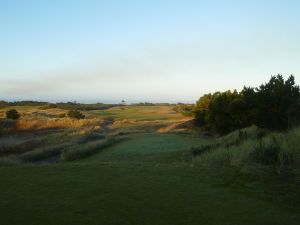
[62,137,127,161]
[193,126,298,170]
[191,145,212,156]
[0,156,21,166]
[20,142,72,163]
[250,137,288,165]
[0,138,44,156]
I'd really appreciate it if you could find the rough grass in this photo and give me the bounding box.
[0,156,21,166]
[62,137,128,161]
[20,142,72,163]
[193,126,300,177]
[0,137,45,156]
[14,118,102,131]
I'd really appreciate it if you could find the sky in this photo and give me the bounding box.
[0,0,300,103]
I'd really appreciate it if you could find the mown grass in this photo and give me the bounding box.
[0,162,299,225]
[91,106,188,121]
[84,133,211,164]
[0,106,299,225]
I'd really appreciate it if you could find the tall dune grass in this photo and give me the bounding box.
[193,126,300,175]
[20,142,72,162]
[0,156,21,166]
[14,118,102,131]
[0,138,44,156]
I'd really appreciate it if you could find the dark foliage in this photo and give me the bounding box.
[0,101,8,108]
[133,102,156,106]
[250,139,293,165]
[194,75,300,134]
[6,101,48,106]
[56,102,116,111]
[191,145,212,156]
[0,100,117,111]
[173,104,195,116]
[6,109,20,120]
[67,110,85,119]
[40,103,58,109]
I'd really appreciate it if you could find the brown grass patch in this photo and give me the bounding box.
[14,118,103,131]
[157,119,194,133]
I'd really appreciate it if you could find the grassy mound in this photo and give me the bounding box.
[192,126,300,176]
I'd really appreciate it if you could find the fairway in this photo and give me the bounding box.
[0,162,299,225]
[91,106,187,121]
[0,132,299,225]
[85,133,212,163]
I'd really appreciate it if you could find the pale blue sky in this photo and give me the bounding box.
[0,0,299,103]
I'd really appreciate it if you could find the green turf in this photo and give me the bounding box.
[91,106,184,121]
[0,133,299,225]
[85,133,211,163]
[0,163,299,225]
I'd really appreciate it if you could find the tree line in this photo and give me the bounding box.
[0,101,116,111]
[194,75,300,134]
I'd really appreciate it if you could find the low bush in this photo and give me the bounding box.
[250,137,293,166]
[217,126,262,148]
[173,104,195,116]
[78,132,106,143]
[40,104,58,110]
[191,145,212,156]
[68,110,85,119]
[251,139,281,165]
[58,113,66,118]
[6,109,20,120]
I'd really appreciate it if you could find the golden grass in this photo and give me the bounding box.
[14,118,102,131]
[157,119,194,133]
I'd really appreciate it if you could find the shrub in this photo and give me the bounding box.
[173,104,195,116]
[191,145,212,156]
[6,109,20,120]
[251,140,280,165]
[67,110,85,119]
[40,103,58,109]
[250,137,293,165]
[58,113,66,118]
[79,132,106,143]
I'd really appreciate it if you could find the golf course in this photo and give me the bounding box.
[0,105,299,225]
